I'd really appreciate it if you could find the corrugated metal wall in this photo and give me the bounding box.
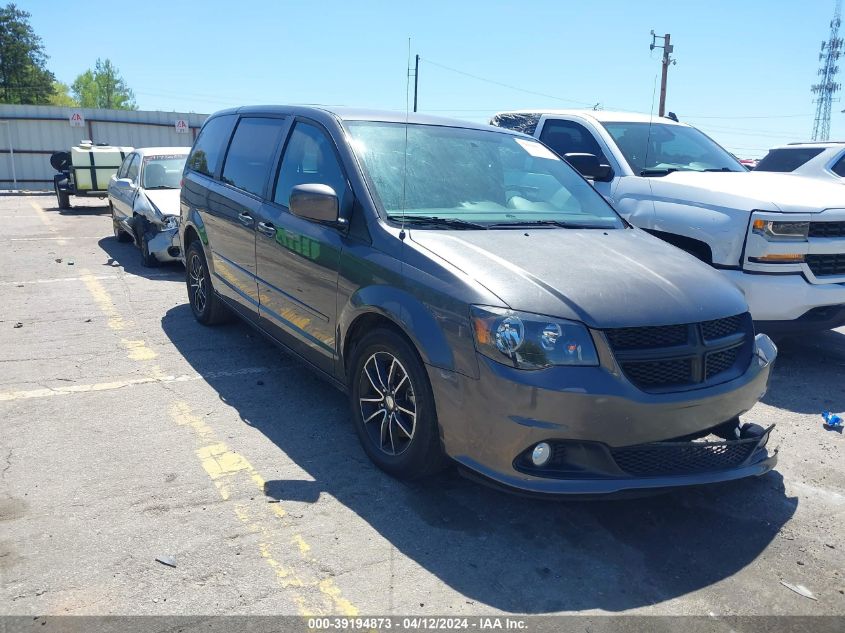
[0,105,208,190]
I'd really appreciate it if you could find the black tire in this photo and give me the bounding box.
[54,181,70,209]
[139,229,160,268]
[185,240,231,325]
[349,327,446,480]
[111,205,133,242]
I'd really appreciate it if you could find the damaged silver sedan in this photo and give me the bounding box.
[108,147,189,266]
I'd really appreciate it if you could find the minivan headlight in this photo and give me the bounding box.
[470,306,599,369]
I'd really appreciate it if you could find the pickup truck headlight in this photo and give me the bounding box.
[752,219,808,241]
[470,306,599,369]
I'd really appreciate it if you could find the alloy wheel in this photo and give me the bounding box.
[188,252,207,314]
[358,351,417,456]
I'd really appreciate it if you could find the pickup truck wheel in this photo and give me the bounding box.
[111,205,132,243]
[54,182,70,210]
[185,240,231,325]
[349,328,447,480]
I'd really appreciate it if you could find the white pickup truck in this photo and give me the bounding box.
[491,110,845,332]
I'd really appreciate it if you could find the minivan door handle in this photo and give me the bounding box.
[237,211,254,226]
[256,221,276,238]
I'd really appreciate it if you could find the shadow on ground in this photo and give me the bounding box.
[97,236,183,280]
[762,329,845,414]
[160,303,801,612]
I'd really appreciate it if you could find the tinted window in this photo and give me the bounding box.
[274,122,347,207]
[221,117,288,196]
[755,147,825,173]
[187,114,236,177]
[125,154,141,182]
[540,119,609,164]
[832,155,845,177]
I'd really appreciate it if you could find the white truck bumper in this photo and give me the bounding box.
[721,270,845,328]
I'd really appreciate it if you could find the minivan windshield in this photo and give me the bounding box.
[602,122,744,176]
[346,122,624,229]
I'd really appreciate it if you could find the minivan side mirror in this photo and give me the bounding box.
[564,153,613,182]
[113,177,135,189]
[289,184,340,223]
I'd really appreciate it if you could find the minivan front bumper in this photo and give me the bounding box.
[428,333,777,495]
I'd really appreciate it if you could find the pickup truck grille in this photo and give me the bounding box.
[604,314,753,393]
[808,221,845,238]
[806,253,845,277]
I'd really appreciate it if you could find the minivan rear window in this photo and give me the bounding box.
[221,117,288,196]
[755,147,825,172]
[186,114,236,177]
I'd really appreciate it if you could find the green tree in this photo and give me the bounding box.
[71,59,137,110]
[0,3,56,104]
[48,80,77,106]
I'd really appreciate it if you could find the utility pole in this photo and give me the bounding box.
[413,54,420,112]
[812,0,842,141]
[650,31,675,117]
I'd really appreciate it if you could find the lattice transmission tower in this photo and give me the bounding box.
[812,0,843,141]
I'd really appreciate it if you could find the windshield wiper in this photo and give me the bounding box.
[702,167,737,172]
[640,167,678,177]
[488,220,612,229]
[390,215,487,230]
[144,186,177,190]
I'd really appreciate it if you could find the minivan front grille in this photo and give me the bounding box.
[604,314,753,393]
[808,221,845,238]
[806,253,845,277]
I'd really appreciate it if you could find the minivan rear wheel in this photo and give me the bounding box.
[185,240,231,325]
[349,328,446,479]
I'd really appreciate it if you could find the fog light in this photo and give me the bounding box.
[531,442,552,467]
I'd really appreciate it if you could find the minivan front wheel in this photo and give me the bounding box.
[185,240,230,325]
[350,328,446,479]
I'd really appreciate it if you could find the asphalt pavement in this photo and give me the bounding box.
[1,193,843,617]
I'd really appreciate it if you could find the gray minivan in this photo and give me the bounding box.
[179,106,778,496]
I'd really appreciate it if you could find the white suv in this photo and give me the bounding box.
[755,142,845,182]
[491,110,845,332]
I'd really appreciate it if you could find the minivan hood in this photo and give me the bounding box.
[648,171,845,213]
[144,189,180,216]
[408,228,747,329]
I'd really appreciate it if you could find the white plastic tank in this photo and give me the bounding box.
[70,142,133,192]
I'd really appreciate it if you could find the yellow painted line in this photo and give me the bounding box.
[73,263,358,616]
[0,272,177,286]
[27,199,67,246]
[171,401,358,616]
[0,367,273,402]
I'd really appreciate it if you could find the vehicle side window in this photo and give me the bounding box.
[125,154,141,183]
[187,114,237,178]
[832,154,845,177]
[754,147,825,173]
[117,153,133,179]
[273,122,347,207]
[220,117,288,196]
[540,119,609,164]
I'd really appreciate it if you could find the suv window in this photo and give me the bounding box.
[125,154,141,182]
[755,147,825,172]
[221,117,288,196]
[187,114,236,178]
[831,154,845,177]
[274,122,347,207]
[540,119,609,164]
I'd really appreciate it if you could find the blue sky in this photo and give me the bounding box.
[21,0,844,158]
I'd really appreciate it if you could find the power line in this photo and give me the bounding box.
[420,58,598,107]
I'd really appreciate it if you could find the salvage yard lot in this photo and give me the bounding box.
[1,193,844,616]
